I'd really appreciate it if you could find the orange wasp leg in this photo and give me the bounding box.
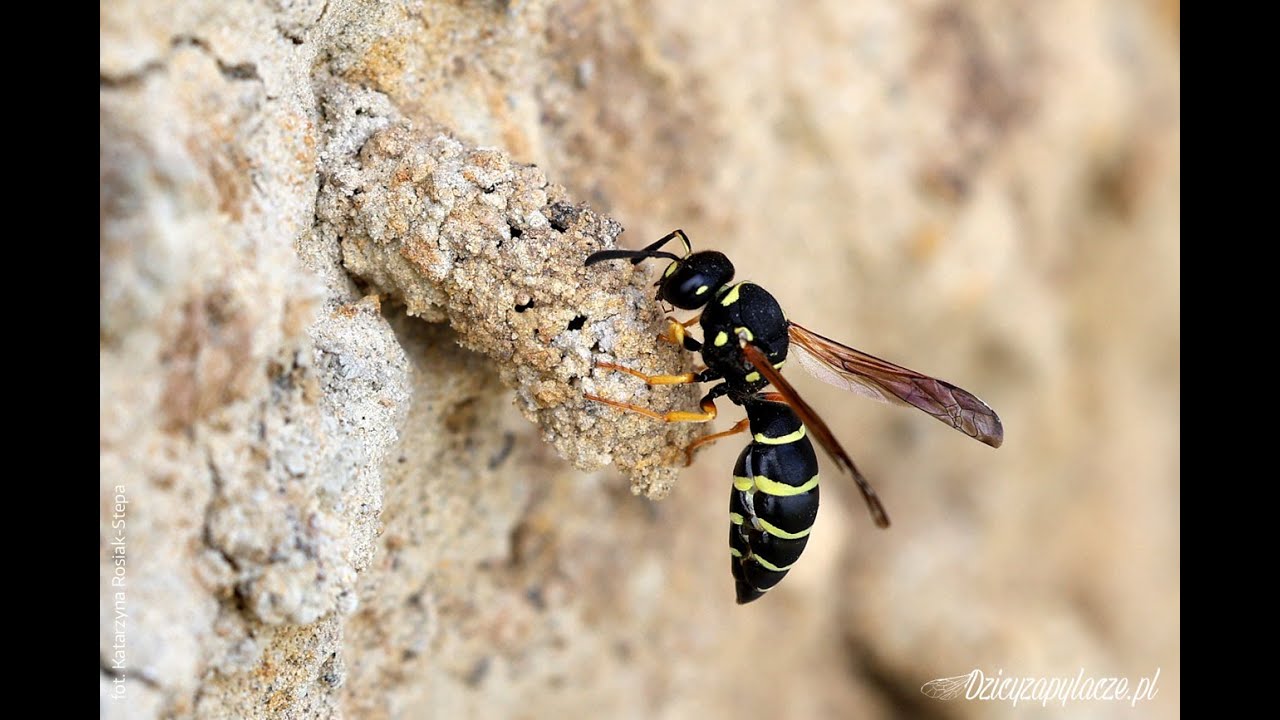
[658,315,704,351]
[583,393,719,424]
[681,417,750,466]
[593,361,698,386]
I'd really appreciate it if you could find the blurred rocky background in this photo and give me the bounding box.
[100,1,1179,718]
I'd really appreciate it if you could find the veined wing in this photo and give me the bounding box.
[788,322,1004,448]
[742,342,891,529]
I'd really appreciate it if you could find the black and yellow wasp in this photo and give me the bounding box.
[585,230,1003,604]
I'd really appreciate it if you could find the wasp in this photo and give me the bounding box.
[585,229,1003,604]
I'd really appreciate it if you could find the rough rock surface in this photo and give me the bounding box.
[316,102,701,498]
[101,1,1179,718]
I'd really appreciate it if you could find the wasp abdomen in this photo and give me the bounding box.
[729,400,820,604]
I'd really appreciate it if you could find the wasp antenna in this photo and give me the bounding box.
[585,249,683,266]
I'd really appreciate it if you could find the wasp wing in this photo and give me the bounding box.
[788,322,1004,448]
[742,342,890,528]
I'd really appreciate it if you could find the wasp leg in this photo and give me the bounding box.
[593,361,721,386]
[681,417,750,466]
[658,317,703,352]
[584,393,720,424]
[594,361,697,386]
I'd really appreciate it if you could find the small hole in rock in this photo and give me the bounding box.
[508,224,523,238]
[515,299,536,313]
[547,202,577,232]
[567,314,588,331]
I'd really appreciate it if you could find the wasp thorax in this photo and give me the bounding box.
[660,251,735,309]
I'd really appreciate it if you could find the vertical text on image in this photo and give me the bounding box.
[107,485,128,700]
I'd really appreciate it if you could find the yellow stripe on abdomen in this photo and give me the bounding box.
[754,473,819,497]
[757,518,812,540]
[753,426,806,445]
[751,555,794,572]
[732,473,819,497]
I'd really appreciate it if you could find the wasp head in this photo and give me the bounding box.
[657,251,735,309]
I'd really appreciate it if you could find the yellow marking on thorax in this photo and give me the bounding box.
[719,282,748,306]
[730,547,744,558]
[730,512,745,525]
[733,476,754,492]
[733,326,753,342]
[743,356,782,382]
[753,426,806,445]
[713,331,729,347]
[664,261,678,278]
[696,285,709,295]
